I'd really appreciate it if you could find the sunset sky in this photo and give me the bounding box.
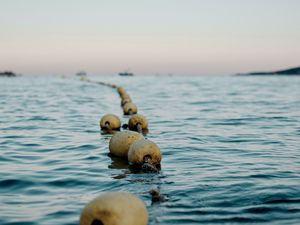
[1,0,300,75]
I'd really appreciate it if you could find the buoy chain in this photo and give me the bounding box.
[80,77,162,174]
[79,77,165,225]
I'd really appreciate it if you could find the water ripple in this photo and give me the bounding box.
[1,76,300,224]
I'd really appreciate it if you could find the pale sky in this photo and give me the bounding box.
[1,0,300,75]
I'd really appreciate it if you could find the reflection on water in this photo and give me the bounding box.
[0,75,300,225]
[108,154,130,170]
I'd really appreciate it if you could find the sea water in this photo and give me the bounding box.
[1,75,300,224]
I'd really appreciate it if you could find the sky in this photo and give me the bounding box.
[1,0,300,75]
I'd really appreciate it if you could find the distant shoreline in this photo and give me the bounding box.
[0,71,20,77]
[236,66,300,76]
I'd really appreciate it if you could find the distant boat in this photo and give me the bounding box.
[76,71,87,77]
[119,71,134,76]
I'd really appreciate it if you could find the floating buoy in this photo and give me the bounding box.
[117,87,132,103]
[117,87,126,96]
[121,97,132,107]
[128,114,148,133]
[121,93,131,101]
[128,139,161,172]
[109,131,144,158]
[100,114,121,131]
[80,192,148,225]
[123,102,138,115]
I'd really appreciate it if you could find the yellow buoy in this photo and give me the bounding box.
[109,131,144,158]
[117,87,126,96]
[128,114,148,132]
[121,98,132,107]
[120,93,131,101]
[123,102,138,115]
[80,192,148,225]
[128,139,161,166]
[100,114,121,131]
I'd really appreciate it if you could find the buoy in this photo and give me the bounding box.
[100,114,121,131]
[117,87,126,96]
[80,192,148,225]
[123,102,138,115]
[128,139,161,172]
[121,98,132,107]
[128,114,148,133]
[120,93,131,101]
[109,131,144,158]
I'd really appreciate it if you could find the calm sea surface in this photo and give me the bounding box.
[1,75,300,225]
